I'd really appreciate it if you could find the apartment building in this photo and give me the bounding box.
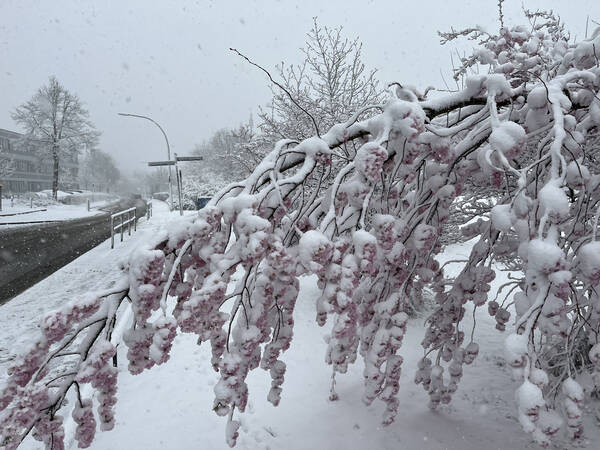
[0,128,79,194]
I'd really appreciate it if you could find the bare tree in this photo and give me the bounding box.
[12,76,99,199]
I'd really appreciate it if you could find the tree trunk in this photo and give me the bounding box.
[52,144,59,200]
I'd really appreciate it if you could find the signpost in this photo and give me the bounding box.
[147,155,203,216]
[147,161,175,166]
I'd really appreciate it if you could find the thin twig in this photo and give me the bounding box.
[230,48,321,137]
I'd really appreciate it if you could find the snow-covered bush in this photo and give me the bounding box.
[177,178,227,210]
[2,10,600,449]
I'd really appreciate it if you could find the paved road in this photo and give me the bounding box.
[0,200,146,305]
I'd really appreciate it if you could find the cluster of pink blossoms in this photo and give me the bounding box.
[77,341,118,432]
[72,399,96,448]
[32,413,65,450]
[420,234,493,409]
[354,142,388,183]
[258,241,298,406]
[1,385,50,449]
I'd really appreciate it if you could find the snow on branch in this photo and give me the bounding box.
[2,15,600,450]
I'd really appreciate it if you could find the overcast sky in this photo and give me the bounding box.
[0,0,597,175]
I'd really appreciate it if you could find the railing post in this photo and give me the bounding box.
[87,199,90,211]
[111,216,115,249]
[111,207,140,248]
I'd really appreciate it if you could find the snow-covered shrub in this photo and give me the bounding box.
[2,10,600,450]
[177,177,227,210]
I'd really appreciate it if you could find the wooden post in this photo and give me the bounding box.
[120,215,124,242]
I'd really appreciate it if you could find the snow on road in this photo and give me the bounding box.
[2,221,598,449]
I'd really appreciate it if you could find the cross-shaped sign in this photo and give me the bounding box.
[147,154,203,215]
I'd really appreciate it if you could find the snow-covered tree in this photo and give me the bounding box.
[79,149,120,193]
[0,150,14,182]
[166,134,237,210]
[143,167,170,196]
[205,20,381,180]
[177,177,228,210]
[192,119,264,181]
[258,18,382,143]
[12,76,99,200]
[2,11,600,450]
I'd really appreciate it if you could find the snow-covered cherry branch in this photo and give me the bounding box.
[2,15,600,450]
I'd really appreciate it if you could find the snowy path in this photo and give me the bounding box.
[4,229,598,449]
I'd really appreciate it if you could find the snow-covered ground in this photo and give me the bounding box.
[0,201,108,225]
[1,209,598,449]
[0,190,119,225]
[35,190,116,204]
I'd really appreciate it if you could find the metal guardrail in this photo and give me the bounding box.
[110,207,137,249]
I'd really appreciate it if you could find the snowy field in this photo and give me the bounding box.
[0,190,118,225]
[1,204,598,449]
[0,202,108,225]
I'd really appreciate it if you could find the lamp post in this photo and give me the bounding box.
[118,112,174,211]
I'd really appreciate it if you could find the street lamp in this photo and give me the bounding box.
[118,112,174,211]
